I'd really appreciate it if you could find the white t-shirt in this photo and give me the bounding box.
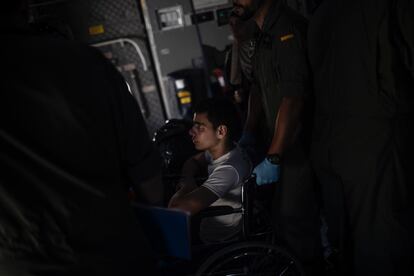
[200,146,252,243]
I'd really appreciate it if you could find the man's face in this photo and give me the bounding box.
[232,0,263,21]
[189,113,221,151]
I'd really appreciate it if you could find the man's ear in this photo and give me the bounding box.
[216,125,228,139]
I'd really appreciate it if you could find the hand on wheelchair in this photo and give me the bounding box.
[253,158,280,185]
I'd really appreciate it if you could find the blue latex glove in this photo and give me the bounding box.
[238,131,256,148]
[253,158,280,185]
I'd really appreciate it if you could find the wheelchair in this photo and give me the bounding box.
[151,119,305,276]
[192,175,304,276]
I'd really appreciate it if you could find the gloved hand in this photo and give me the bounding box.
[238,131,256,148]
[253,158,280,185]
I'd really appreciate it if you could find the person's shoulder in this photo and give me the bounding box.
[33,36,124,89]
[59,39,107,64]
[282,5,308,24]
[279,5,308,33]
[2,32,111,76]
[225,147,252,174]
[27,35,107,66]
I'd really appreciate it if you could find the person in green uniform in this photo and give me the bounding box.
[233,0,322,274]
[308,0,414,275]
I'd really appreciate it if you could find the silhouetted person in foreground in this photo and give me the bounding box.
[308,0,414,275]
[0,1,162,275]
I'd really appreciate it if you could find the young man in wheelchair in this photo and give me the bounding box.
[168,98,252,244]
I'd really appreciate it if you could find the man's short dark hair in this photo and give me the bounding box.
[194,98,242,145]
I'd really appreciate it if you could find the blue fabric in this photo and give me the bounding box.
[133,204,191,260]
[253,158,280,185]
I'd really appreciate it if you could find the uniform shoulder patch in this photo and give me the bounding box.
[280,34,294,42]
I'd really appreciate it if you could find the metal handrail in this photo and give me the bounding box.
[92,38,148,71]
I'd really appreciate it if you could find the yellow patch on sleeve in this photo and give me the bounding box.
[89,25,105,36]
[180,97,192,104]
[280,33,295,42]
[177,91,191,98]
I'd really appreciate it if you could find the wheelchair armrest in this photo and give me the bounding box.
[195,206,242,219]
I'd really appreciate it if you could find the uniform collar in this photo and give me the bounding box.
[262,0,285,33]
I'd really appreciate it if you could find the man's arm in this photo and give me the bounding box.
[253,96,304,185]
[253,18,310,185]
[267,18,309,157]
[180,152,208,178]
[169,165,238,215]
[267,96,304,156]
[167,172,198,209]
[168,186,219,215]
[168,153,208,208]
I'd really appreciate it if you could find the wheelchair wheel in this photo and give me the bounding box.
[196,241,304,276]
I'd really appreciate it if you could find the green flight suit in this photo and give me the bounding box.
[251,1,321,271]
[308,0,414,275]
